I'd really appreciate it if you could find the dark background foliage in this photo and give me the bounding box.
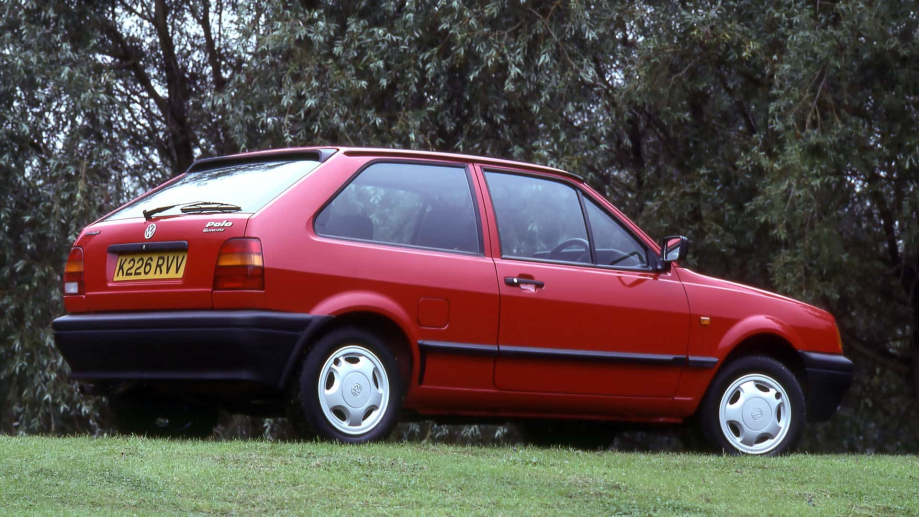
[2,0,917,452]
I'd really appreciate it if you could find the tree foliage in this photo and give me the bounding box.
[2,0,918,451]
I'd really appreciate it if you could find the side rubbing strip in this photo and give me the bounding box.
[417,340,498,385]
[500,345,685,366]
[416,341,713,369]
[687,356,719,368]
[417,340,499,356]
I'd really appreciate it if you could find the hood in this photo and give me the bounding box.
[677,267,835,322]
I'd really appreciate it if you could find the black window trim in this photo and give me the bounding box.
[481,167,655,273]
[576,189,598,265]
[580,194,653,271]
[312,158,486,257]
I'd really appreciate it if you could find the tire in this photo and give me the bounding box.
[698,355,805,455]
[517,420,615,450]
[108,393,217,439]
[290,327,403,444]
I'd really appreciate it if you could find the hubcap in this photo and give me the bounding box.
[317,345,389,435]
[718,373,791,454]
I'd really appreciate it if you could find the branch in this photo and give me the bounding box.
[715,67,757,135]
[193,0,226,90]
[841,329,911,375]
[591,56,618,109]
[97,19,168,119]
[528,8,577,72]
[807,69,828,130]
[117,0,153,23]
[866,169,902,267]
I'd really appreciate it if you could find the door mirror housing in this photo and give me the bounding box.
[659,235,688,268]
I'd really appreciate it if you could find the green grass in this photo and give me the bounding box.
[0,437,916,515]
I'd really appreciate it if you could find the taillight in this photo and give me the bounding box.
[214,238,264,290]
[63,247,84,295]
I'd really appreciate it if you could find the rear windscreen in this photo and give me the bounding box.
[106,160,322,221]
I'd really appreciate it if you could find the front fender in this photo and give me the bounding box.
[713,315,801,359]
[673,315,802,417]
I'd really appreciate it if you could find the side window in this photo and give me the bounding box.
[484,171,590,264]
[315,162,480,254]
[584,199,649,268]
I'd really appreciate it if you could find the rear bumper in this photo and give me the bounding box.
[53,310,328,390]
[799,351,853,422]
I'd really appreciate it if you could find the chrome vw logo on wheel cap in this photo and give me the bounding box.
[144,223,157,240]
[351,383,363,397]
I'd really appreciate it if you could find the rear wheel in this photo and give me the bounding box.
[699,356,804,455]
[108,393,217,439]
[290,327,403,443]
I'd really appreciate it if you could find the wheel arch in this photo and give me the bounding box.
[280,291,418,390]
[710,315,805,380]
[689,331,806,420]
[309,311,415,387]
[718,332,806,383]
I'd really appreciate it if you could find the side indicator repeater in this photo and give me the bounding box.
[700,317,711,326]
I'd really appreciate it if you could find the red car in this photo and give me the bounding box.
[53,147,851,454]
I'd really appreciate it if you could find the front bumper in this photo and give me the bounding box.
[53,310,328,390]
[799,351,853,422]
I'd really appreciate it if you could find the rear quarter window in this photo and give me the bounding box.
[315,162,481,254]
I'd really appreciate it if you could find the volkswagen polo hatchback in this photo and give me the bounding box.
[53,147,852,454]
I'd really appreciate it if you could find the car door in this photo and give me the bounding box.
[479,167,691,398]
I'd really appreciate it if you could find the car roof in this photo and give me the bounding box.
[186,146,584,182]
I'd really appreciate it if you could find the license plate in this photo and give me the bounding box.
[114,252,187,281]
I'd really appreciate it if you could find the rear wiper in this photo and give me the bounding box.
[180,202,242,215]
[143,201,242,220]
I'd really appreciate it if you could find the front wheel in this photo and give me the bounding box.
[290,327,403,443]
[698,356,805,455]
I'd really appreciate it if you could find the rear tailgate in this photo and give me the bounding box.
[75,214,250,312]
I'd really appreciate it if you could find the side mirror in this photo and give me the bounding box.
[659,235,688,267]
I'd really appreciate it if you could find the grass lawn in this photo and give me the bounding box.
[0,437,916,515]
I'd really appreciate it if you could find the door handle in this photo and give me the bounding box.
[504,276,545,288]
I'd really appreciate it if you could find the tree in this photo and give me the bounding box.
[2,0,918,451]
[0,0,119,433]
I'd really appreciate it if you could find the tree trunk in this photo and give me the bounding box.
[153,0,196,173]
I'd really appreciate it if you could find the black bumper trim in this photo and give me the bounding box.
[800,351,853,372]
[53,311,327,389]
[53,310,313,333]
[799,351,853,422]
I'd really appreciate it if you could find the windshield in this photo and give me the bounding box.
[106,160,321,221]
